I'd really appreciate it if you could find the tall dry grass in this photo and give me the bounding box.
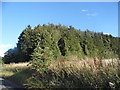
[3,62,29,69]
[25,56,120,89]
[1,56,119,89]
[48,56,118,71]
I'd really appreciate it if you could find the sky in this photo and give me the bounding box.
[0,2,118,56]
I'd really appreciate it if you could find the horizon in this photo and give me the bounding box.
[0,2,118,57]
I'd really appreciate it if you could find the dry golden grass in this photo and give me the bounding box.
[26,56,120,89]
[1,57,119,89]
[1,62,30,77]
[48,55,119,71]
[3,62,30,69]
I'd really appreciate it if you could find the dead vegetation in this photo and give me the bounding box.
[48,55,119,71]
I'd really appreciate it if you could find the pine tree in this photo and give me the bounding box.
[31,43,53,72]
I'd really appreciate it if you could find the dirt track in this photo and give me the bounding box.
[0,77,24,90]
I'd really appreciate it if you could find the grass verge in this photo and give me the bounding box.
[0,62,33,87]
[1,57,120,89]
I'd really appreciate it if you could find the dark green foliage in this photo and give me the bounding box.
[3,23,119,63]
[30,43,53,72]
[3,47,20,64]
[58,38,66,56]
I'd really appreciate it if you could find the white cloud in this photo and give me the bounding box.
[81,9,88,12]
[0,49,6,57]
[0,44,14,57]
[81,9,98,17]
[0,44,13,48]
[103,33,110,35]
[86,13,97,16]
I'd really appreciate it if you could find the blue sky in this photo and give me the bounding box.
[0,2,118,56]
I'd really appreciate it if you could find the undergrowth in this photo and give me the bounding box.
[1,58,120,89]
[25,57,120,89]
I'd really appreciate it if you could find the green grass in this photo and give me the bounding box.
[1,62,33,86]
[7,68,34,86]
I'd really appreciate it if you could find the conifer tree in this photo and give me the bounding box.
[31,43,53,72]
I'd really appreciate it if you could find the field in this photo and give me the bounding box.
[1,57,120,89]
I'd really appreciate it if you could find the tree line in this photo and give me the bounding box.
[2,23,119,64]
